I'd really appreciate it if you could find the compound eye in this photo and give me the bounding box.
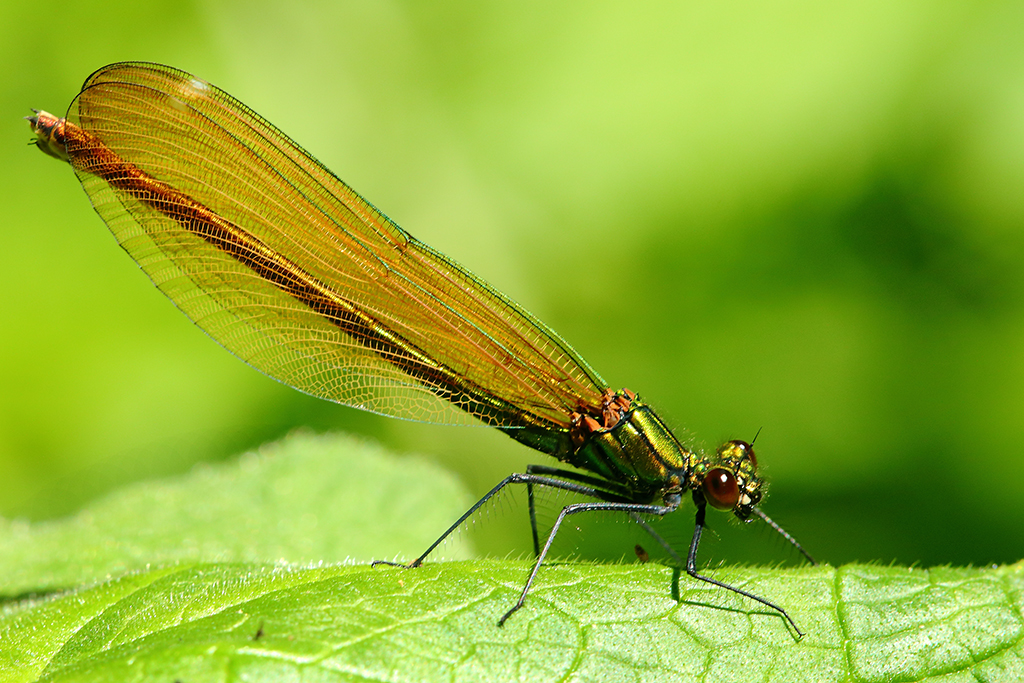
[703,468,739,510]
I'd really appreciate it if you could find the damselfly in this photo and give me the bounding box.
[29,62,815,635]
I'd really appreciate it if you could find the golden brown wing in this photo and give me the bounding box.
[60,62,607,430]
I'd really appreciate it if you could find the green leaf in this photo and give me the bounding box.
[2,561,1024,682]
[2,434,1023,682]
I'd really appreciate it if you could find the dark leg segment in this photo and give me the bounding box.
[524,464,632,557]
[498,499,676,625]
[686,492,805,638]
[753,507,817,565]
[371,471,625,570]
[526,468,540,557]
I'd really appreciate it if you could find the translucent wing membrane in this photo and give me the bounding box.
[64,62,607,429]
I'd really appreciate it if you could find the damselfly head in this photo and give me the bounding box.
[26,109,69,162]
[700,439,763,519]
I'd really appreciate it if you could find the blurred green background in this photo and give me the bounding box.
[2,1,1023,569]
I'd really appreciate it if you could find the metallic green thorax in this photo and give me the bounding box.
[568,401,688,496]
[503,393,765,515]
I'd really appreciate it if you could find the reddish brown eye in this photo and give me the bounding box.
[703,468,739,510]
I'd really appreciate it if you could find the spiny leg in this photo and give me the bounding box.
[686,491,805,638]
[753,507,817,565]
[525,464,632,557]
[630,499,808,638]
[372,471,625,570]
[498,500,676,626]
[525,464,633,495]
